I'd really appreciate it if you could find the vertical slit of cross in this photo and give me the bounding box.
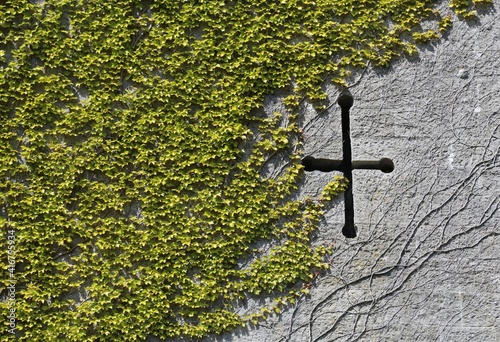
[301,93,394,238]
[340,94,355,238]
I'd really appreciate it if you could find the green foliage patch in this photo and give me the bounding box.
[0,0,491,340]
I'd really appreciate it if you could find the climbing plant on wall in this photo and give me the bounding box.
[0,0,491,340]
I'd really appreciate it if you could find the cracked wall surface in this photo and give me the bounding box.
[192,3,500,342]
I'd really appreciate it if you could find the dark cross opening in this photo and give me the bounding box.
[301,93,394,238]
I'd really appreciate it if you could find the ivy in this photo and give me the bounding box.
[0,0,489,340]
[450,0,492,18]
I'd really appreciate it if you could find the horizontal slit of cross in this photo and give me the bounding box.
[302,156,394,173]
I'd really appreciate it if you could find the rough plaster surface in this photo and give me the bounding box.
[188,4,499,342]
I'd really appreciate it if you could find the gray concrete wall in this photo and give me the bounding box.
[201,3,499,342]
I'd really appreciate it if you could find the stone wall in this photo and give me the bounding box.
[197,3,499,342]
